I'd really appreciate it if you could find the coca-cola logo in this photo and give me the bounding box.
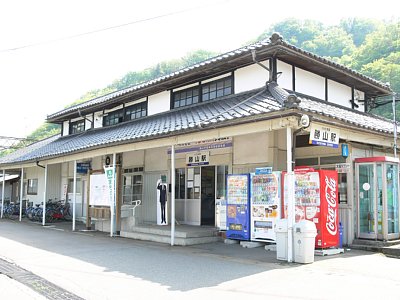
[325,176,337,235]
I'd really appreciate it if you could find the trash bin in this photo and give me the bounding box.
[293,220,317,264]
[275,219,288,261]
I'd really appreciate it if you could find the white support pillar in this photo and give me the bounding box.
[286,127,295,263]
[111,152,117,237]
[72,160,77,231]
[19,168,24,222]
[171,144,175,246]
[1,169,5,219]
[42,164,48,226]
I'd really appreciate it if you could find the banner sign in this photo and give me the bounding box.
[186,151,209,166]
[168,137,232,154]
[309,124,339,148]
[104,166,116,206]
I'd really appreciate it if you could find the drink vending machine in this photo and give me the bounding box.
[283,168,339,248]
[226,174,250,240]
[250,172,281,241]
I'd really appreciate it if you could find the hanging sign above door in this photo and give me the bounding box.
[309,124,339,148]
[186,151,209,166]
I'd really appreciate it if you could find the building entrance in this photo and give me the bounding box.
[201,166,215,225]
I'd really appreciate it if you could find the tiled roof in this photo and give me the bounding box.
[1,84,396,166]
[46,33,392,121]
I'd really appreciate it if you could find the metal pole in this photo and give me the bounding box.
[42,164,48,226]
[393,92,397,158]
[72,160,77,231]
[171,144,175,246]
[19,168,24,222]
[1,169,5,219]
[286,127,295,263]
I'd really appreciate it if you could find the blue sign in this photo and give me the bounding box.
[77,162,91,174]
[341,144,349,158]
[255,167,272,175]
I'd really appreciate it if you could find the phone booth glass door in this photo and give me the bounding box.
[356,157,399,241]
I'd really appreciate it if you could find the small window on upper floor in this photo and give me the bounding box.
[103,101,148,127]
[171,75,233,109]
[125,101,147,120]
[103,109,124,126]
[69,120,85,134]
[173,86,199,108]
[202,77,232,102]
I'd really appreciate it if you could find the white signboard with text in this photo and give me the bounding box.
[309,124,339,148]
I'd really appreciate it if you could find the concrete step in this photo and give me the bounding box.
[120,230,221,246]
[128,225,219,238]
[350,239,400,258]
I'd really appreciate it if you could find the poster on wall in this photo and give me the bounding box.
[89,173,110,206]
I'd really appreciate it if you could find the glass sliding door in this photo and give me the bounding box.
[386,164,399,238]
[358,164,377,239]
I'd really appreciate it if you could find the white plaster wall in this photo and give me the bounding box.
[233,132,273,165]
[93,111,103,129]
[24,167,45,205]
[145,148,168,172]
[235,61,269,93]
[148,91,170,116]
[277,60,293,91]
[123,150,145,167]
[295,67,325,100]
[63,121,69,136]
[328,79,352,108]
[104,104,123,114]
[91,156,102,171]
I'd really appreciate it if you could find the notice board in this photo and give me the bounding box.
[89,173,110,206]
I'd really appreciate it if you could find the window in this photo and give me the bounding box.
[175,168,186,199]
[123,170,143,205]
[172,75,233,109]
[125,102,147,120]
[202,77,232,102]
[69,120,85,134]
[103,109,124,126]
[103,101,148,127]
[173,86,199,108]
[67,178,82,194]
[27,179,38,195]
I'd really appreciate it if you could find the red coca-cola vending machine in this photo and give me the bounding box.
[282,168,339,248]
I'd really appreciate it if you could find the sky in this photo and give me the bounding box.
[0,0,398,138]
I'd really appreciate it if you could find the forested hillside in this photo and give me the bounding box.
[17,18,400,148]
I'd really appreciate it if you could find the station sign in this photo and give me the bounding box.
[335,163,350,173]
[186,151,209,166]
[309,124,339,148]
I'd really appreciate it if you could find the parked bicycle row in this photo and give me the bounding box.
[1,199,71,223]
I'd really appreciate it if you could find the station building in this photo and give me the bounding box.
[0,33,398,246]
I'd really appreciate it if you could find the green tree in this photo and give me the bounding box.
[340,18,381,46]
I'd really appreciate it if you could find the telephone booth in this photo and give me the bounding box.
[355,157,399,240]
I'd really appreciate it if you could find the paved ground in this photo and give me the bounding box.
[1,218,400,299]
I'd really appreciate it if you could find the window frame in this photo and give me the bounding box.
[171,74,234,109]
[103,100,148,127]
[69,119,85,134]
[27,179,38,195]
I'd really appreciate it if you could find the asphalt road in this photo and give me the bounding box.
[0,219,400,300]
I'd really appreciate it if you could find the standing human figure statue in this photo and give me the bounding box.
[157,182,167,224]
